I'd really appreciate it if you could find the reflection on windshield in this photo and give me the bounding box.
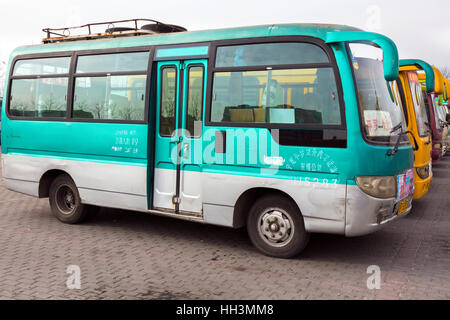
[351,55,406,141]
[388,80,407,127]
[433,97,446,122]
[430,94,443,129]
[408,72,429,137]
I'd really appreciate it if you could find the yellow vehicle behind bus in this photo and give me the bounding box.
[398,60,434,199]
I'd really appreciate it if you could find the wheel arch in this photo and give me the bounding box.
[38,169,72,198]
[233,187,301,228]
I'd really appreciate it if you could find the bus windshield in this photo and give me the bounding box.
[349,43,407,143]
[433,96,447,123]
[407,72,429,137]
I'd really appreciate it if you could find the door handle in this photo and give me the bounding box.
[182,143,190,159]
[215,130,226,153]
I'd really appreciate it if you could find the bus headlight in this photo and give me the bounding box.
[355,176,396,199]
[416,164,430,179]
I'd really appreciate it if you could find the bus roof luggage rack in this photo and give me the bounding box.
[42,18,187,44]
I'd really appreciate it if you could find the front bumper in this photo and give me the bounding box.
[345,185,412,237]
[413,169,432,200]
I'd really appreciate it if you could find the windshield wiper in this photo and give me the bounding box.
[387,128,418,156]
[390,122,403,134]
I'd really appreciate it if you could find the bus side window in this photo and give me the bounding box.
[185,66,204,138]
[160,67,177,136]
[72,51,149,121]
[9,57,71,118]
[211,68,341,126]
[210,42,342,127]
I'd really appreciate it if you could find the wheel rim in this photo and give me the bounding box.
[55,185,76,215]
[257,208,295,248]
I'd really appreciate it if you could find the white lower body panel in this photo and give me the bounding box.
[4,153,402,237]
[152,168,203,213]
[2,154,148,212]
[201,170,346,233]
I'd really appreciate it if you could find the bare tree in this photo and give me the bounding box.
[92,102,107,119]
[440,66,450,80]
[42,94,63,111]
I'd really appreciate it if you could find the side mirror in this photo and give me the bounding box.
[325,31,399,81]
[406,131,419,151]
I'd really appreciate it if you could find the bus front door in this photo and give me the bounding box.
[152,60,206,216]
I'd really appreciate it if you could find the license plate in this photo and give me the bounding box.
[397,199,409,216]
[397,169,415,201]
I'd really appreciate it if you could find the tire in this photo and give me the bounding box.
[247,195,310,258]
[49,174,92,224]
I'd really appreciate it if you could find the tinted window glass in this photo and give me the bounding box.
[186,66,204,137]
[76,52,149,73]
[215,43,329,68]
[10,78,68,117]
[211,68,341,125]
[160,67,177,136]
[13,57,71,76]
[73,75,146,120]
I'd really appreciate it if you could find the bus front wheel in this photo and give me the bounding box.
[49,174,95,224]
[247,195,309,258]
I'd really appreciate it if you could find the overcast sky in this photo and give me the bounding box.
[1,0,449,93]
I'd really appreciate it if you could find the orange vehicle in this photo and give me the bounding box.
[398,60,433,199]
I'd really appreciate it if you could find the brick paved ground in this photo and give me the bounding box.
[0,155,449,300]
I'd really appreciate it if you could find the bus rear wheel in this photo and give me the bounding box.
[49,174,93,224]
[247,195,309,258]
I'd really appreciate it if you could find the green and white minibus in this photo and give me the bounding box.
[1,22,415,258]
